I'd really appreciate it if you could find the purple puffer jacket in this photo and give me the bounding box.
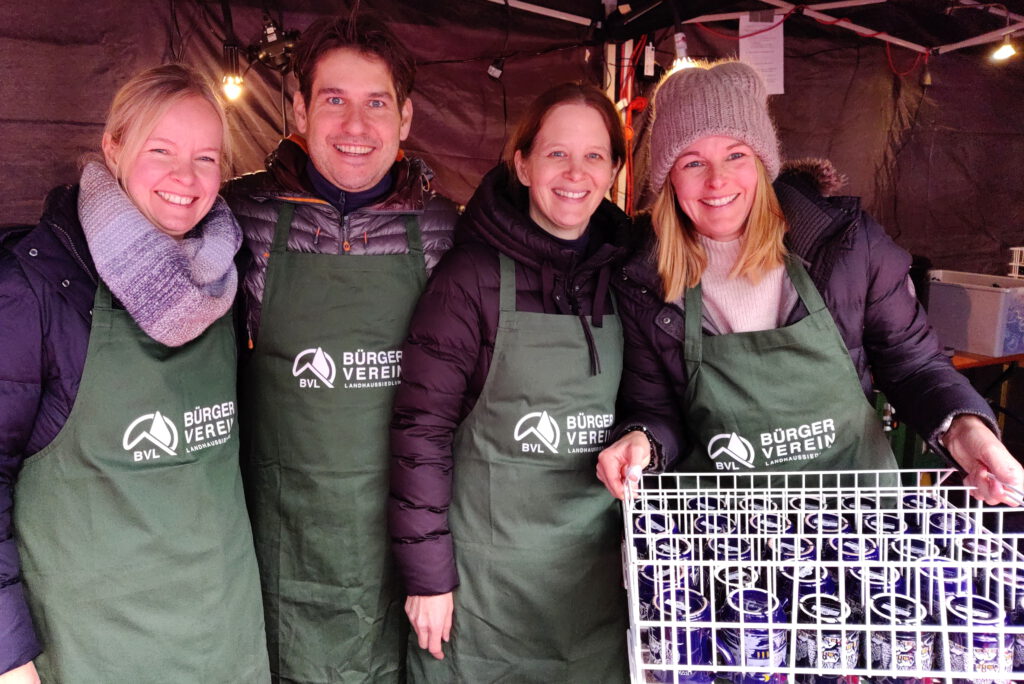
[388,164,632,596]
[612,160,996,468]
[0,185,95,675]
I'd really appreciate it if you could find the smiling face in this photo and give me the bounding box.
[293,47,413,193]
[669,135,759,242]
[513,103,616,240]
[104,96,224,239]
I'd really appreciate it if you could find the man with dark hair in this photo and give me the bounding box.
[224,12,456,683]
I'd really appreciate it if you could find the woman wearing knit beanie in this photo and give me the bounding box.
[0,65,268,682]
[597,60,1022,506]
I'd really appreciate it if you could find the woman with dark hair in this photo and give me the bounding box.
[597,60,1022,505]
[0,64,268,683]
[389,82,631,683]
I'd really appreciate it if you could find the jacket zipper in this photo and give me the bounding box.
[341,214,351,253]
[50,222,98,286]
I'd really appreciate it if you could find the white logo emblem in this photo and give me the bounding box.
[123,411,179,456]
[514,411,561,453]
[292,347,336,388]
[708,432,755,468]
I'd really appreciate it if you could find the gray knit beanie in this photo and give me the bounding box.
[648,61,780,192]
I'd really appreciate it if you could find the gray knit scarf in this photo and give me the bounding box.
[78,162,240,347]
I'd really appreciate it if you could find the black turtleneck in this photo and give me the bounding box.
[306,160,394,216]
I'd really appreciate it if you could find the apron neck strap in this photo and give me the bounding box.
[683,283,703,376]
[784,254,827,314]
[271,203,296,253]
[94,278,113,309]
[403,214,423,257]
[498,252,516,313]
[681,253,823,375]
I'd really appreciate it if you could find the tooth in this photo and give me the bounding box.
[157,191,195,206]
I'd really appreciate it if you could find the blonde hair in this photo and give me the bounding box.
[653,157,788,302]
[102,64,231,184]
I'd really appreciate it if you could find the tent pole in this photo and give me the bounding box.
[758,0,929,53]
[683,0,886,24]
[936,22,1024,54]
[483,0,592,26]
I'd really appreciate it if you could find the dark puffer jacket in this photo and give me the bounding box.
[0,185,95,674]
[388,165,632,596]
[223,136,457,345]
[613,160,995,467]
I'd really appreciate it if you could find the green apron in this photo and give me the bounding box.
[680,256,897,481]
[410,253,628,684]
[15,282,269,684]
[241,203,425,683]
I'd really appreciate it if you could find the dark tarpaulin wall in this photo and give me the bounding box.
[2,0,599,221]
[3,0,1023,277]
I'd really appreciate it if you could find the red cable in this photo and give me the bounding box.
[695,6,800,41]
[885,41,924,77]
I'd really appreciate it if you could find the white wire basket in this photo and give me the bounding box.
[622,469,1024,683]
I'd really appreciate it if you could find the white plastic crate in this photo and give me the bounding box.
[622,469,1024,683]
[928,269,1024,357]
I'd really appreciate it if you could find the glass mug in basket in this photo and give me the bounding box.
[718,588,788,684]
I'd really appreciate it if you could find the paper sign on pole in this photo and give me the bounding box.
[739,13,785,94]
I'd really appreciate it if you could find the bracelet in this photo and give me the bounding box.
[622,425,661,473]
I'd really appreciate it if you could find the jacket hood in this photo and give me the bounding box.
[778,158,847,197]
[256,135,434,213]
[457,164,632,274]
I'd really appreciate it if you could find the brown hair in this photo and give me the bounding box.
[653,157,787,301]
[503,81,627,184]
[102,63,230,183]
[292,13,415,108]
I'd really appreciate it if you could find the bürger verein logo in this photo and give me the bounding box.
[123,412,179,461]
[514,411,561,454]
[708,432,755,470]
[292,347,336,389]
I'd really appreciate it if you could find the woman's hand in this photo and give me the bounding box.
[0,662,40,684]
[944,414,1024,506]
[597,430,652,500]
[405,593,453,660]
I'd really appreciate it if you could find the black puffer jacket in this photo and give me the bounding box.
[388,165,632,596]
[612,160,996,468]
[223,136,457,345]
[0,186,94,675]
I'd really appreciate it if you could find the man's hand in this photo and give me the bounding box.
[406,593,453,660]
[597,430,652,500]
[944,414,1024,506]
[0,662,40,684]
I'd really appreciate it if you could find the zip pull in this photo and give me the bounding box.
[342,240,351,252]
[314,226,321,246]
[363,231,368,245]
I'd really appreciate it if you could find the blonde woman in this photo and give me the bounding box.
[597,61,1022,505]
[0,64,268,683]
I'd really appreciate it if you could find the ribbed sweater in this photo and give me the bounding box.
[692,234,791,333]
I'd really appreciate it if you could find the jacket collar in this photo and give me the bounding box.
[458,164,631,275]
[12,184,97,324]
[264,135,431,213]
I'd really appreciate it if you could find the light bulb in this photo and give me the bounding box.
[992,36,1016,61]
[670,57,698,73]
[222,74,244,101]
